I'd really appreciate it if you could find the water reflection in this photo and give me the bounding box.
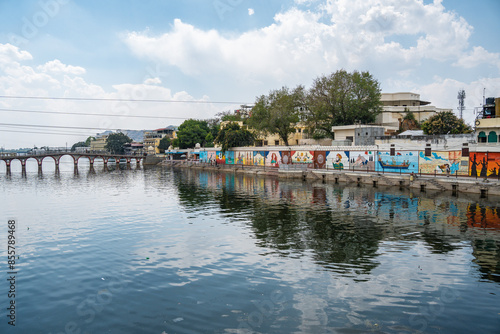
[173,168,500,282]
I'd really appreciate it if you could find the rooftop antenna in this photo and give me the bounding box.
[457,89,466,120]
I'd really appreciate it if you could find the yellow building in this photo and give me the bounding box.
[143,126,178,154]
[89,135,108,152]
[220,121,324,147]
[476,97,500,144]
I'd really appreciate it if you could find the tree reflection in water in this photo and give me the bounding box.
[172,168,500,282]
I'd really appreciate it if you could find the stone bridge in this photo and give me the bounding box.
[0,151,143,173]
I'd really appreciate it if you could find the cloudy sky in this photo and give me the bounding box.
[0,0,499,149]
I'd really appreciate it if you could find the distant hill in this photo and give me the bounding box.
[95,126,178,143]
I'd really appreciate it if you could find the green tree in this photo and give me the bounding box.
[85,136,95,146]
[205,132,215,148]
[248,86,305,146]
[214,122,255,152]
[71,141,86,152]
[305,70,382,139]
[176,119,210,149]
[105,132,132,154]
[421,111,472,135]
[158,136,171,153]
[400,109,420,132]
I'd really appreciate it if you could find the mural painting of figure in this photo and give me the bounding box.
[479,156,488,177]
[470,154,478,176]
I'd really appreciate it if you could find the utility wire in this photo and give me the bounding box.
[0,108,190,120]
[0,128,92,136]
[0,95,251,104]
[0,122,131,131]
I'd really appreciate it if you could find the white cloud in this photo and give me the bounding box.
[0,43,220,148]
[453,46,500,70]
[248,8,254,16]
[0,43,32,68]
[37,59,86,75]
[123,0,496,87]
[415,77,500,125]
[143,77,162,85]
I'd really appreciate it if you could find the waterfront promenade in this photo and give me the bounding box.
[163,160,500,197]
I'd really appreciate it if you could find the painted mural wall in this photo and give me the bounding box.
[418,151,469,175]
[325,151,350,170]
[265,151,281,167]
[291,151,314,164]
[225,151,235,165]
[253,151,266,166]
[375,151,418,174]
[469,152,500,177]
[216,151,225,165]
[351,151,375,170]
[199,151,207,163]
[192,149,500,177]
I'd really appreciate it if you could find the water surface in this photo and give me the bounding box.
[1,162,499,333]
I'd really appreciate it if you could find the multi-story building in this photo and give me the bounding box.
[476,97,500,144]
[89,134,108,152]
[376,92,450,126]
[143,126,178,154]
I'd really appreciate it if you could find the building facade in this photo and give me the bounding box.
[476,97,500,144]
[376,92,450,127]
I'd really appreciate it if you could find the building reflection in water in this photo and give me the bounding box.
[174,168,500,282]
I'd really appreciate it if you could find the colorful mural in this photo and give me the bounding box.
[281,151,292,165]
[266,151,281,167]
[313,151,326,169]
[469,152,500,177]
[199,151,208,163]
[291,151,314,164]
[351,151,375,170]
[375,151,418,174]
[207,151,216,163]
[253,151,266,166]
[225,151,235,165]
[326,151,350,170]
[216,151,225,165]
[196,148,500,177]
[418,151,468,175]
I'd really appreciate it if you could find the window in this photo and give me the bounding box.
[275,140,279,146]
[264,140,268,146]
[488,131,498,143]
[478,131,487,143]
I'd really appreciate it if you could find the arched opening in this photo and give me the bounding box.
[478,131,486,143]
[487,131,498,143]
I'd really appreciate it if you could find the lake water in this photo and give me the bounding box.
[1,158,500,333]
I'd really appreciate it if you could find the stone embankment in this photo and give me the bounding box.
[162,160,500,197]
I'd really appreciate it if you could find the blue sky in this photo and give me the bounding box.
[0,0,499,148]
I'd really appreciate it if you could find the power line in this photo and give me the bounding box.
[0,108,190,120]
[0,128,92,136]
[0,95,250,104]
[0,125,91,136]
[0,122,125,131]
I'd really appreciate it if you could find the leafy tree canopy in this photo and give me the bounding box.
[214,122,255,152]
[248,86,305,146]
[158,136,171,153]
[85,136,95,146]
[176,119,210,149]
[421,111,472,135]
[105,132,132,154]
[71,141,86,152]
[400,109,420,131]
[305,70,382,139]
[71,136,96,152]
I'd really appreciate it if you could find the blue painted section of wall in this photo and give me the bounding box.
[225,151,235,165]
[375,151,419,174]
